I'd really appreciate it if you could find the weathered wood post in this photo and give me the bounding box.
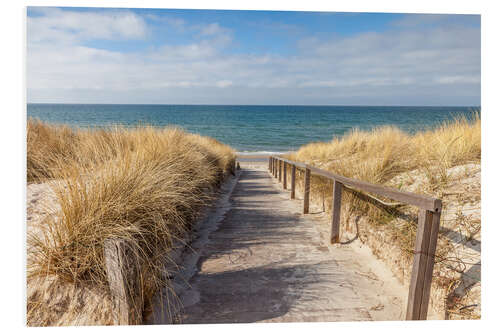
[271,157,274,175]
[303,168,311,214]
[291,164,296,199]
[104,239,143,325]
[283,162,287,189]
[268,157,271,171]
[274,159,277,178]
[330,180,343,243]
[278,160,282,182]
[406,205,442,320]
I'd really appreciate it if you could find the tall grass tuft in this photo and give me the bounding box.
[26,119,235,326]
[287,113,480,237]
[286,112,481,319]
[291,112,480,188]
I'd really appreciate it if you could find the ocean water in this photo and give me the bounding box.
[27,104,479,153]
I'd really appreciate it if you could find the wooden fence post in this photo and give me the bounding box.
[291,165,296,199]
[330,180,343,244]
[303,168,311,214]
[268,157,271,172]
[406,207,441,320]
[278,160,282,182]
[104,239,143,325]
[283,162,287,189]
[419,208,441,320]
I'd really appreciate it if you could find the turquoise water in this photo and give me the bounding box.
[27,104,479,153]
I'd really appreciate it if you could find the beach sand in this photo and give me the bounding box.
[236,152,287,165]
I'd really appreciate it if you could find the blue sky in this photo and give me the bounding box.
[27,7,480,105]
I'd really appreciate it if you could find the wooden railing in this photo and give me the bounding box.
[268,156,442,321]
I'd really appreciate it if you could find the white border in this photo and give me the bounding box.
[2,1,498,332]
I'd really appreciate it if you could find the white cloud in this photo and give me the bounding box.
[155,42,218,60]
[26,10,480,105]
[27,7,148,45]
[215,80,233,88]
[434,76,480,84]
[200,23,224,36]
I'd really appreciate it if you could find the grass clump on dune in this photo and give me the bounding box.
[291,113,480,187]
[286,113,481,319]
[26,119,235,326]
[287,113,480,244]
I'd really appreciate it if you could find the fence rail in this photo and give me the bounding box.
[269,155,442,321]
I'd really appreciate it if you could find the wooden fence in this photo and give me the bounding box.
[269,156,442,321]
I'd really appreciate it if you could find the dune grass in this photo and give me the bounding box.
[285,113,481,318]
[286,113,480,248]
[26,119,235,326]
[291,113,480,188]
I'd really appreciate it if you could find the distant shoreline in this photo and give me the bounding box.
[236,151,291,162]
[27,102,481,108]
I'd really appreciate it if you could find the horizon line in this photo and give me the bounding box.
[27,102,481,108]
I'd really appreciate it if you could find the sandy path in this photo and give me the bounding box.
[175,163,407,323]
[26,181,59,244]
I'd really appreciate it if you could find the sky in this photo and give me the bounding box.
[26,7,481,105]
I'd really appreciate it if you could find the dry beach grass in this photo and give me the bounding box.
[285,113,481,319]
[291,113,480,185]
[26,119,235,326]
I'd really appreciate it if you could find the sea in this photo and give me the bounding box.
[27,104,479,154]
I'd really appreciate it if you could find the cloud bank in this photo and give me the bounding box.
[27,8,480,105]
